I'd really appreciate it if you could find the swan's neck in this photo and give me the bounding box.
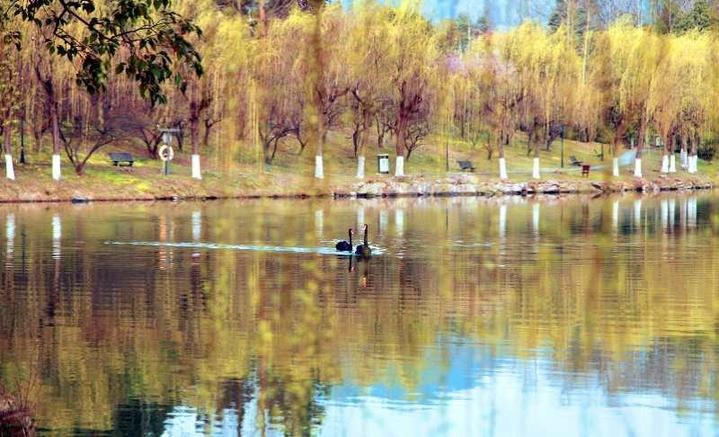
[349,231,352,247]
[364,227,368,245]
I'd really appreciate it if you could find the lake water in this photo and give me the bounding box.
[0,194,717,436]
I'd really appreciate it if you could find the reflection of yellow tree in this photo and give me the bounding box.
[0,197,718,432]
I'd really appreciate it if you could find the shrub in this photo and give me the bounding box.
[698,143,716,161]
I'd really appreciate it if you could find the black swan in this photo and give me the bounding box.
[355,224,372,257]
[336,228,353,252]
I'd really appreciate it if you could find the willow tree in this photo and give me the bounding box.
[468,34,521,179]
[608,23,663,178]
[648,34,687,174]
[675,31,712,174]
[173,0,235,180]
[0,0,203,180]
[385,2,438,177]
[346,1,393,179]
[251,10,308,165]
[508,23,579,180]
[0,33,20,180]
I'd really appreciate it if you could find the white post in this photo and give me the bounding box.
[394,156,405,177]
[612,158,619,177]
[191,154,202,180]
[532,157,540,179]
[314,155,324,179]
[660,155,669,173]
[668,154,676,173]
[4,154,14,180]
[498,158,508,180]
[52,154,62,181]
[633,158,642,178]
[356,156,365,179]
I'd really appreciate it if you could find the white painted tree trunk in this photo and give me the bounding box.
[612,158,620,177]
[356,156,365,179]
[660,155,669,173]
[669,154,676,173]
[394,156,405,177]
[688,155,697,174]
[314,155,324,179]
[191,154,202,180]
[52,154,61,181]
[680,149,688,169]
[633,158,642,178]
[4,154,14,180]
[532,157,540,179]
[498,158,508,180]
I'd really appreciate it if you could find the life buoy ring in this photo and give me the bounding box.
[158,145,175,162]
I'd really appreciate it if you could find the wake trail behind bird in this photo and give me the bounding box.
[105,241,384,256]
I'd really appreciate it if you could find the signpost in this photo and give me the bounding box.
[158,128,180,176]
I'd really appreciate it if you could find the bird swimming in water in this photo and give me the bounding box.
[355,224,371,258]
[335,228,353,252]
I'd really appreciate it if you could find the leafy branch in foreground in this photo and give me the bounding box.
[6,0,203,104]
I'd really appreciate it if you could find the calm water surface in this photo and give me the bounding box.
[0,194,717,436]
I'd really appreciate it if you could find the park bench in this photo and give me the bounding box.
[109,152,134,167]
[570,156,582,166]
[457,160,475,172]
[581,164,591,177]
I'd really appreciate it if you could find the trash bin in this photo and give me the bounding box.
[377,154,390,174]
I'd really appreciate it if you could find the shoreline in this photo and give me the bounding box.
[0,174,713,204]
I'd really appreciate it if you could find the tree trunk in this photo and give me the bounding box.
[3,123,14,180]
[634,116,647,178]
[50,95,61,181]
[395,113,408,177]
[189,102,202,180]
[498,135,507,180]
[612,119,626,177]
[660,133,671,173]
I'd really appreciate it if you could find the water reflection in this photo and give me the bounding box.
[0,194,717,436]
[5,212,14,258]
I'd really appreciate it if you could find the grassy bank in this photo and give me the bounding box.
[1,133,715,202]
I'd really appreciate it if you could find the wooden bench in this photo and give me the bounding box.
[109,152,134,167]
[570,156,582,166]
[457,160,475,172]
[581,164,591,177]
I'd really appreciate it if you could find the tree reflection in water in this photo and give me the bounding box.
[0,195,716,435]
